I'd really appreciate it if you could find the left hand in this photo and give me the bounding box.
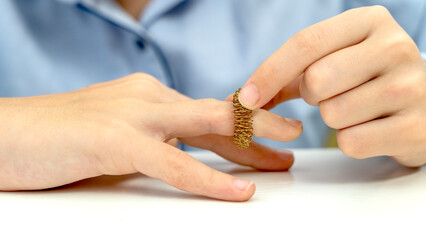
[237,6,426,166]
[0,73,302,201]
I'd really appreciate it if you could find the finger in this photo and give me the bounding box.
[133,139,256,201]
[300,37,388,105]
[301,28,419,106]
[319,69,417,129]
[181,134,294,171]
[336,113,422,166]
[261,74,302,110]
[238,6,394,109]
[156,99,303,141]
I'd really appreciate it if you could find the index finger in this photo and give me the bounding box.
[238,5,392,109]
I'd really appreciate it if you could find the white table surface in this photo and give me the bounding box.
[1,149,425,239]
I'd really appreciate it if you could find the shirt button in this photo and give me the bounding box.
[135,39,145,50]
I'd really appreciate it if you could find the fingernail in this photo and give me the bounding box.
[287,118,302,128]
[239,83,259,109]
[233,178,253,191]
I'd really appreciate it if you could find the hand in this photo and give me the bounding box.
[0,73,303,201]
[238,6,426,166]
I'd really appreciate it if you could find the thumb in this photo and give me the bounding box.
[261,73,303,110]
[226,75,301,110]
[133,138,256,201]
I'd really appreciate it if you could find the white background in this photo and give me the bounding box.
[1,149,425,239]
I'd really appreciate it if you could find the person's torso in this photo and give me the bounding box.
[1,0,425,149]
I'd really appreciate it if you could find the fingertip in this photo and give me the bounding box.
[244,181,256,201]
[287,118,302,129]
[285,117,303,138]
[225,94,233,102]
[253,110,303,142]
[239,83,260,109]
[208,177,256,202]
[233,178,253,191]
[251,148,294,171]
[277,116,303,141]
[182,135,294,172]
[276,150,295,170]
[231,179,256,201]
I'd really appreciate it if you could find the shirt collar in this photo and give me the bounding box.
[142,0,187,27]
[55,0,188,30]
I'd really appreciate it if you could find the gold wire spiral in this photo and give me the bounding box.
[233,88,253,149]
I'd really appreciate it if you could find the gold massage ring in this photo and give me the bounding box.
[233,88,253,149]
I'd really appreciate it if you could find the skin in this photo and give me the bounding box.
[116,0,150,19]
[0,73,302,201]
[2,3,425,201]
[238,6,426,166]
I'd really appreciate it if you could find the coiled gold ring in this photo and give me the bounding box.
[233,88,253,149]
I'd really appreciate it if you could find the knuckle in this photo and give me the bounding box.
[302,65,329,104]
[385,34,418,63]
[367,5,392,22]
[336,129,364,159]
[129,73,161,86]
[398,113,424,146]
[124,73,164,97]
[319,100,341,129]
[411,72,426,100]
[131,81,152,95]
[409,72,426,100]
[128,72,155,81]
[196,98,232,133]
[384,73,426,103]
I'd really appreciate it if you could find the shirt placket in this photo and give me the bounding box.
[70,0,178,88]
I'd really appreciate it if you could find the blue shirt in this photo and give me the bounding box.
[1,0,426,150]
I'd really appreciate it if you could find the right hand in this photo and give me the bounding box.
[0,73,302,201]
